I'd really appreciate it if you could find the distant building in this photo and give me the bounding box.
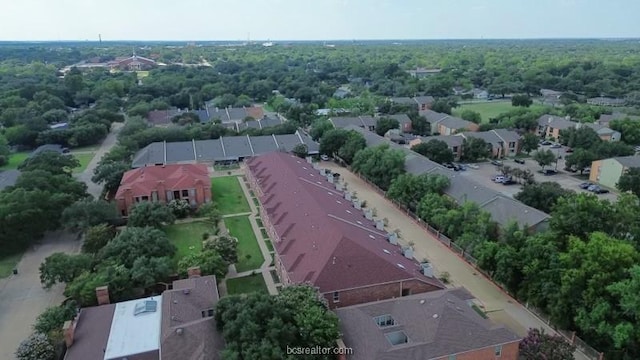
[333,86,352,99]
[410,129,521,159]
[115,164,211,216]
[336,287,521,360]
[590,155,640,189]
[473,88,489,100]
[581,122,621,142]
[597,112,640,127]
[246,152,445,308]
[423,110,479,135]
[63,275,223,360]
[146,105,265,127]
[109,55,157,71]
[329,114,413,133]
[409,135,464,160]
[389,96,434,114]
[536,115,576,139]
[406,67,442,78]
[587,97,626,107]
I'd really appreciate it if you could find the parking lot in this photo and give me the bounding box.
[459,145,618,203]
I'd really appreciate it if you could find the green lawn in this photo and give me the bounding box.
[0,252,23,278]
[454,101,544,123]
[264,239,274,252]
[224,216,263,272]
[226,274,268,295]
[211,176,250,214]
[0,151,29,170]
[72,153,96,173]
[70,144,101,152]
[165,222,215,263]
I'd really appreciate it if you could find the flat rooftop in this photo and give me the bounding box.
[104,296,163,359]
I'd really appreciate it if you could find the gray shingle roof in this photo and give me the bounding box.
[0,170,20,190]
[424,135,464,148]
[330,117,366,129]
[384,114,412,126]
[460,131,502,147]
[537,115,576,130]
[344,126,550,229]
[438,116,475,130]
[131,132,319,167]
[335,287,521,360]
[491,129,521,143]
[614,155,640,168]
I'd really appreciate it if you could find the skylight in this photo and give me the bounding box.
[133,300,157,316]
[385,330,408,346]
[374,314,396,327]
[346,210,352,214]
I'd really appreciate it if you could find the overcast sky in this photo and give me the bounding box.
[0,0,638,41]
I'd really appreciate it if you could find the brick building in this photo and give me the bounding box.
[246,152,445,308]
[335,288,521,360]
[115,164,211,216]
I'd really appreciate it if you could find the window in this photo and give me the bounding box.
[182,190,189,197]
[201,308,214,318]
[495,345,502,357]
[374,314,396,327]
[452,146,458,153]
[509,142,515,148]
[141,196,149,201]
[385,331,408,346]
[332,291,340,302]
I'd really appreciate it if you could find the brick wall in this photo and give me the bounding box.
[322,279,442,309]
[433,341,520,360]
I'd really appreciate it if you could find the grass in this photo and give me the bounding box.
[264,239,274,252]
[211,176,251,214]
[0,151,29,170]
[165,222,214,263]
[226,274,268,295]
[454,101,544,123]
[0,252,23,278]
[72,153,96,173]
[260,228,269,239]
[224,216,263,272]
[70,144,100,152]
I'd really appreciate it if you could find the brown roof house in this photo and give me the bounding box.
[389,96,435,114]
[458,129,521,158]
[335,287,521,360]
[115,164,211,217]
[424,110,480,135]
[536,114,575,140]
[63,275,223,360]
[246,152,445,308]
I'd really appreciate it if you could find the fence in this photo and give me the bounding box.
[350,171,604,360]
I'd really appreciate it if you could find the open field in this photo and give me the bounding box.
[165,222,214,263]
[224,216,263,272]
[226,274,268,295]
[72,152,96,173]
[0,252,23,279]
[454,101,544,123]
[0,152,29,170]
[211,176,251,214]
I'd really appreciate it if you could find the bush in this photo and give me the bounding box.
[0,155,7,166]
[15,333,56,360]
[168,199,191,219]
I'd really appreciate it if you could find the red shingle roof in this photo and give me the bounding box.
[247,153,443,293]
[115,164,209,200]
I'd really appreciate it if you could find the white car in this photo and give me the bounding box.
[320,155,330,161]
[466,163,479,169]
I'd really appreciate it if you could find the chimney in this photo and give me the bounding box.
[187,266,202,278]
[402,247,414,259]
[375,219,385,230]
[63,319,76,348]
[387,232,398,245]
[96,286,110,305]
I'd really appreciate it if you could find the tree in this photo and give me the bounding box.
[512,94,533,107]
[515,182,575,213]
[197,202,222,229]
[411,140,454,164]
[19,152,79,175]
[291,143,308,158]
[559,127,600,149]
[375,117,400,136]
[33,302,77,336]
[337,130,366,164]
[319,129,350,157]
[519,328,576,360]
[410,115,430,135]
[521,133,539,154]
[82,224,116,254]
[100,227,176,268]
[39,253,93,289]
[309,119,334,141]
[92,161,129,195]
[533,149,556,170]
[204,235,239,264]
[127,202,175,228]
[387,173,450,210]
[617,167,640,197]
[606,265,640,353]
[460,109,482,124]
[167,199,191,218]
[461,137,490,162]
[130,256,173,287]
[430,99,453,114]
[550,193,614,241]
[351,144,405,190]
[61,199,118,231]
[15,333,55,360]
[610,118,640,145]
[177,250,228,279]
[564,148,597,174]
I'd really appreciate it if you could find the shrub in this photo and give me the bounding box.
[168,199,191,219]
[15,333,55,360]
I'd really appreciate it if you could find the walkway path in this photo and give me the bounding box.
[219,175,279,296]
[76,122,123,198]
[322,161,590,360]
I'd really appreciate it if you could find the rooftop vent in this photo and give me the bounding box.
[432,314,439,319]
[383,249,391,255]
[419,299,426,304]
[134,300,158,316]
[183,289,190,295]
[176,328,184,335]
[397,263,406,269]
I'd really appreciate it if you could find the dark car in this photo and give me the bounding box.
[542,169,558,176]
[443,163,455,169]
[579,182,593,189]
[594,188,610,194]
[514,158,525,164]
[565,148,574,153]
[502,179,516,185]
[490,160,503,166]
[564,166,578,173]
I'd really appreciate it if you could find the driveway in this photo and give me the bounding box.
[76,122,123,198]
[321,161,590,360]
[0,232,79,360]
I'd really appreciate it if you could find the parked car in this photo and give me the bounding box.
[564,166,578,173]
[542,169,558,176]
[514,158,525,164]
[579,182,594,189]
[565,147,574,153]
[540,140,553,146]
[502,179,516,185]
[582,168,591,175]
[594,188,610,194]
[491,159,503,166]
[492,175,506,183]
[550,143,562,149]
[443,162,455,169]
[587,185,598,192]
[466,163,479,169]
[320,154,330,161]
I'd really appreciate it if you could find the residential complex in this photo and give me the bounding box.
[328,114,413,133]
[409,129,521,159]
[537,114,621,142]
[246,152,445,308]
[423,110,480,135]
[589,155,640,189]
